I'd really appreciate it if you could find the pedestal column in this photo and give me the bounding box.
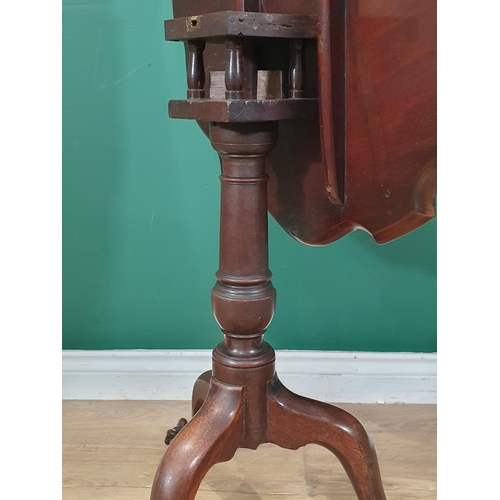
[209,121,278,449]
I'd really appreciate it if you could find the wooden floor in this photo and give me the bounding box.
[62,400,436,499]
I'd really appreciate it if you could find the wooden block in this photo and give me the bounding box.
[164,11,317,41]
[256,70,283,100]
[209,70,283,100]
[169,97,318,122]
[208,71,226,99]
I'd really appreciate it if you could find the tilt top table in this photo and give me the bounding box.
[151,1,436,499]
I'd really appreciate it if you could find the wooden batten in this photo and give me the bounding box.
[209,70,283,100]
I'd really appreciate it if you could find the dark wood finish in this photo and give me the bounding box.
[168,97,318,122]
[317,0,345,205]
[151,379,244,500]
[169,0,437,244]
[288,39,305,98]
[164,11,318,41]
[186,40,206,99]
[191,370,212,416]
[152,0,436,498]
[224,38,245,98]
[267,376,386,500]
[164,418,188,445]
[210,122,277,341]
[168,0,263,17]
[266,0,437,244]
[152,120,388,499]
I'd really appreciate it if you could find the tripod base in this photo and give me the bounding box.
[151,344,387,500]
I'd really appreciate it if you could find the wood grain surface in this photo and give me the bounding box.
[63,401,436,499]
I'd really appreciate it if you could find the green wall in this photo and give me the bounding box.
[62,0,437,352]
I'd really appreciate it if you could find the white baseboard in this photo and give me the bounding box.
[62,350,436,404]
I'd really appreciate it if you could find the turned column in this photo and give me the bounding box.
[209,121,278,448]
[186,40,205,99]
[289,39,305,98]
[210,122,277,345]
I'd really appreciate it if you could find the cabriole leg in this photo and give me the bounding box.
[267,376,387,500]
[191,370,212,416]
[151,379,244,500]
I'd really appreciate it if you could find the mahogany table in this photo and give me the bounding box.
[151,1,436,498]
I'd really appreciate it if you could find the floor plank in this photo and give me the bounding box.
[62,401,436,499]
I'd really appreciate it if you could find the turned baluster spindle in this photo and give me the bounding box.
[187,40,206,99]
[209,123,278,354]
[288,39,305,98]
[209,122,278,449]
[225,38,244,99]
